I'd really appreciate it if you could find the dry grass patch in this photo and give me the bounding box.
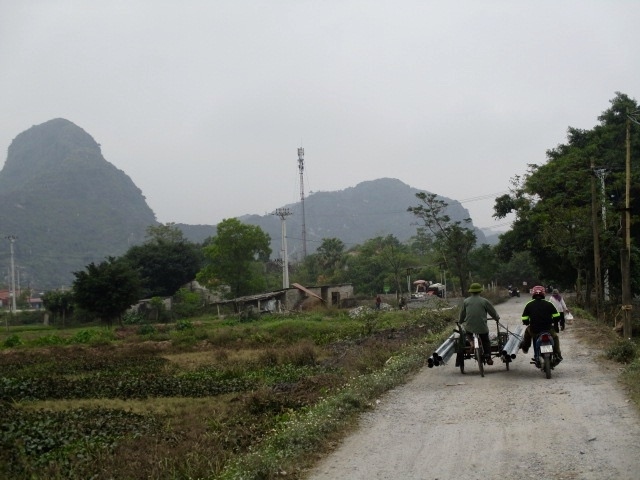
[19,395,237,418]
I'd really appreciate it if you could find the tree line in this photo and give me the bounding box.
[41,92,638,328]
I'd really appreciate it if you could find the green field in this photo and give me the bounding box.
[0,303,456,479]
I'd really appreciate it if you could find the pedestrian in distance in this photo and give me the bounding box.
[375,295,381,310]
[458,283,500,365]
[548,288,570,331]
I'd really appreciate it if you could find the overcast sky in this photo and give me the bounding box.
[1,1,639,232]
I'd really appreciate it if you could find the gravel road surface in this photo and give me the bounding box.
[307,296,640,480]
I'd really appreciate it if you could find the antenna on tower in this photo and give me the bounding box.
[298,147,307,258]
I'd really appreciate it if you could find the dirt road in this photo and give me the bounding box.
[307,296,640,480]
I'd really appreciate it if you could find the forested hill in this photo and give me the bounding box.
[178,178,487,258]
[0,118,157,289]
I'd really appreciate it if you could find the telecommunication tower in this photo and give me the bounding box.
[298,147,307,258]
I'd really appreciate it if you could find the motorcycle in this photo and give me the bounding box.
[508,287,520,297]
[532,331,560,379]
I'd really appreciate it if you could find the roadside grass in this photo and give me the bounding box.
[0,304,456,479]
[569,308,640,411]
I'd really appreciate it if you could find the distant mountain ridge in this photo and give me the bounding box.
[176,178,488,258]
[0,119,492,291]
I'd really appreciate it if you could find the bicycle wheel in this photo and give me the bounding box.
[543,353,552,379]
[475,344,484,377]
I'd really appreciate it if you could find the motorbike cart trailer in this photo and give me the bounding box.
[454,320,519,377]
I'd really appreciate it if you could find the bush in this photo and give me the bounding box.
[172,288,204,319]
[175,319,194,331]
[33,334,66,346]
[606,340,637,364]
[137,324,156,335]
[3,334,22,348]
[122,311,146,325]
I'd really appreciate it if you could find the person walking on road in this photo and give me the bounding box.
[548,288,570,331]
[459,283,501,365]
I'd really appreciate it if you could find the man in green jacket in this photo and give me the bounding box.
[459,283,500,365]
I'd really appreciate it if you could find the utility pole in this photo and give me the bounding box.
[594,168,610,302]
[298,147,307,259]
[622,109,639,339]
[274,208,292,289]
[6,235,17,313]
[590,160,602,321]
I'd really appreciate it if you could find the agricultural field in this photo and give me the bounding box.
[0,301,455,479]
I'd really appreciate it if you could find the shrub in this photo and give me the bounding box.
[122,311,146,325]
[176,319,194,331]
[33,334,66,346]
[606,340,637,364]
[68,329,116,346]
[283,341,317,367]
[137,324,156,335]
[3,334,22,348]
[172,288,203,319]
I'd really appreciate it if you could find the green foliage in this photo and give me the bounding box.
[0,308,450,479]
[345,235,412,296]
[42,290,75,326]
[137,324,156,335]
[298,237,348,285]
[3,334,22,348]
[172,288,203,319]
[32,334,66,346]
[175,319,194,331]
[606,340,637,364]
[124,223,203,297]
[495,250,541,288]
[493,92,640,297]
[408,192,476,294]
[68,329,116,345]
[197,218,271,298]
[72,256,142,327]
[122,310,146,325]
[0,406,161,478]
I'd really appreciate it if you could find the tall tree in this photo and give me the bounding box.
[294,237,346,285]
[42,290,74,327]
[72,257,142,327]
[197,218,271,298]
[124,223,202,297]
[408,193,476,294]
[494,92,640,302]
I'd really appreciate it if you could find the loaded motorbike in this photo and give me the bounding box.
[508,286,520,297]
[531,330,560,379]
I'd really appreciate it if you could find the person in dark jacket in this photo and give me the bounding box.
[459,283,500,365]
[520,285,562,362]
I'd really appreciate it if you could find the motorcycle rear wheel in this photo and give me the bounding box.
[543,353,552,379]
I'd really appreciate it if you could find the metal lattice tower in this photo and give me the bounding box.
[297,147,307,259]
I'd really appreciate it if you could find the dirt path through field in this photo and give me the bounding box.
[306,296,640,480]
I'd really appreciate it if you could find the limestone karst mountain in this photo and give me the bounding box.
[0,118,157,289]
